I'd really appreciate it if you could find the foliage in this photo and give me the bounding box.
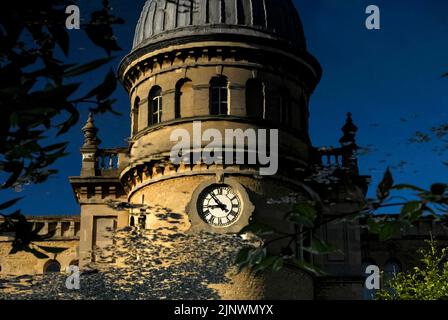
[367,169,447,241]
[376,239,448,300]
[236,201,332,276]
[236,167,448,276]
[0,0,123,258]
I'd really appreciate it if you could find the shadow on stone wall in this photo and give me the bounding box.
[0,227,258,300]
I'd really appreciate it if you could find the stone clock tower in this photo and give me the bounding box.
[70,0,368,299]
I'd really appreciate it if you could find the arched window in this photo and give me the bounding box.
[149,86,163,126]
[130,216,135,227]
[69,260,79,267]
[279,88,291,125]
[246,79,265,119]
[384,258,402,296]
[132,96,140,135]
[175,78,192,119]
[384,258,402,281]
[210,76,228,115]
[43,260,61,273]
[236,0,245,24]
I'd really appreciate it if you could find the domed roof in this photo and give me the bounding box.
[133,0,307,50]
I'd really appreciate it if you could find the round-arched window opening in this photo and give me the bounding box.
[69,260,79,267]
[175,78,192,119]
[43,260,61,273]
[132,96,140,135]
[209,76,229,115]
[149,86,163,126]
[384,258,402,279]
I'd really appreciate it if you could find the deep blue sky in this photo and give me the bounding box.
[3,0,448,215]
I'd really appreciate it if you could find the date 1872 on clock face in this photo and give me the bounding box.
[197,184,241,227]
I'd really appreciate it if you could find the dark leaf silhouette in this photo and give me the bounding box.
[0,197,23,210]
[63,56,114,78]
[0,0,124,256]
[377,168,394,201]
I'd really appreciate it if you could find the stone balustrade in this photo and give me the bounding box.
[0,217,80,241]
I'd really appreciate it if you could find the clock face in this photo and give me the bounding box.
[197,184,242,227]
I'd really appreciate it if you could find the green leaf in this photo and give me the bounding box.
[303,238,342,255]
[235,247,252,267]
[63,56,114,78]
[37,245,68,254]
[272,257,284,272]
[249,248,267,266]
[239,223,275,236]
[400,201,423,222]
[0,197,23,210]
[286,201,317,227]
[291,259,326,276]
[368,219,402,241]
[286,213,314,228]
[292,202,317,220]
[253,255,277,273]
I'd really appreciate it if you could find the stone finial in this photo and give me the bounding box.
[339,112,359,174]
[82,113,101,148]
[339,112,358,148]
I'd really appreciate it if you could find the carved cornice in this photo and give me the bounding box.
[120,160,260,199]
[69,177,127,204]
[131,115,309,142]
[119,42,321,95]
[119,152,312,201]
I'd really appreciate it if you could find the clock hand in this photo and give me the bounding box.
[210,193,229,212]
[205,205,224,209]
